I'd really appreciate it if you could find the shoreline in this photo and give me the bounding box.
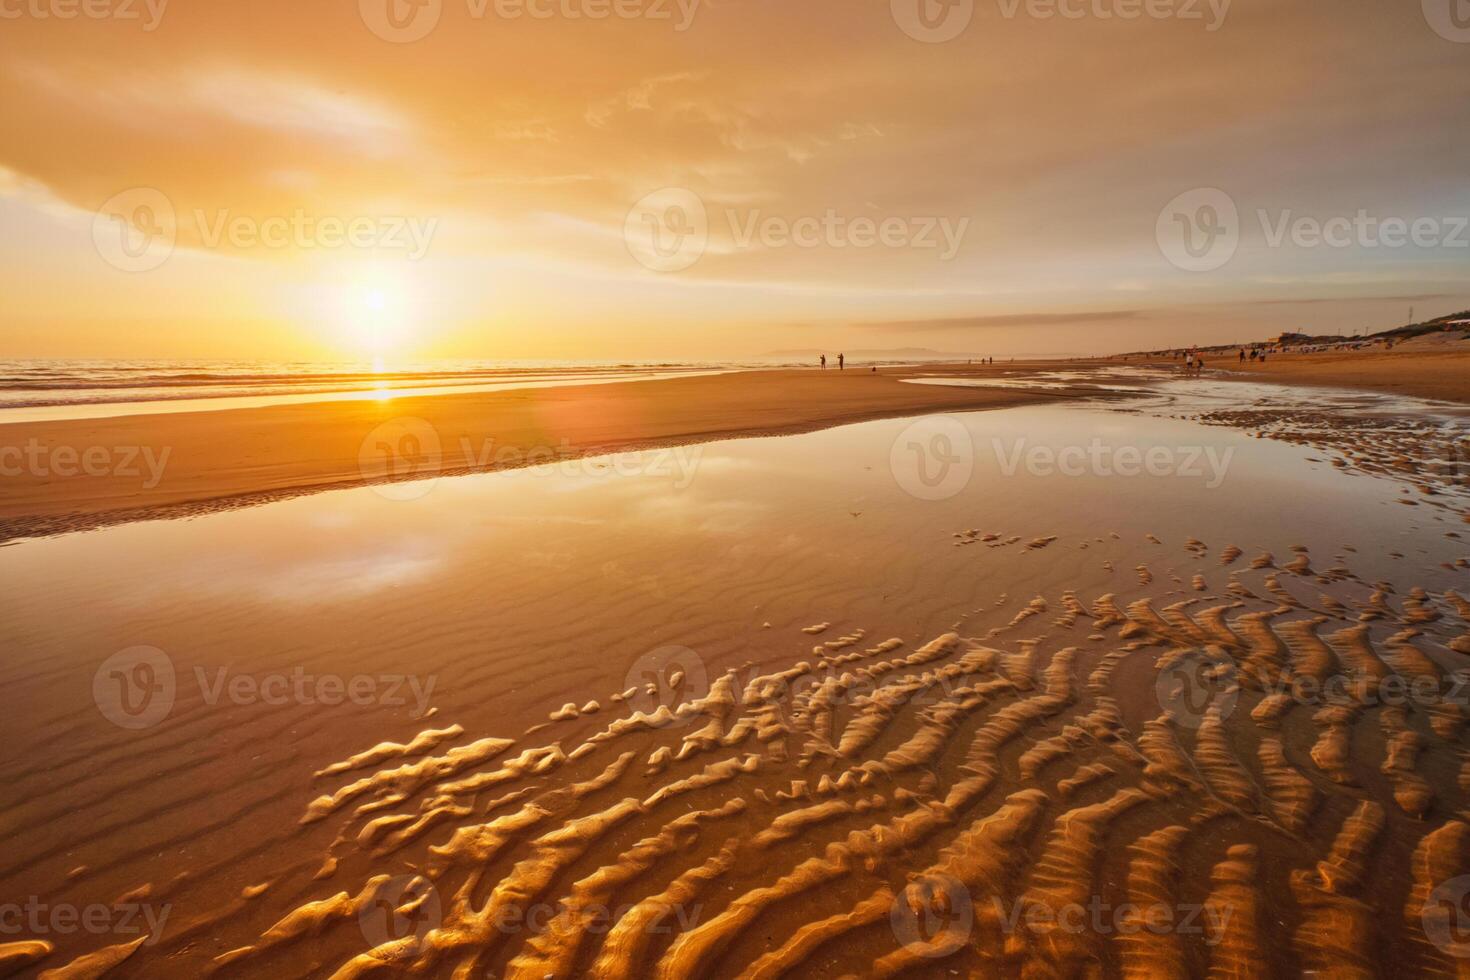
[5,348,1467,541]
[0,365,1103,541]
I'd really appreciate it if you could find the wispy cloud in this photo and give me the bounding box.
[858,311,1145,331]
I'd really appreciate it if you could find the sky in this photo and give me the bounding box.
[1,0,1468,362]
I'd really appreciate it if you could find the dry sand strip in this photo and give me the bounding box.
[0,366,1097,539]
[1134,348,1470,404]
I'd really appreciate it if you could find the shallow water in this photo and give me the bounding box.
[0,367,728,425]
[1,392,1467,977]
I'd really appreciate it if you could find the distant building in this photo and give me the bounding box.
[1271,332,1309,345]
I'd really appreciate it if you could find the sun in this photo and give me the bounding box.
[353,286,398,351]
[340,277,413,360]
[292,264,430,365]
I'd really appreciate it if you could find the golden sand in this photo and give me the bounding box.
[3,363,1469,977]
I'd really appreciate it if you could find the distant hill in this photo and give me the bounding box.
[1268,309,1470,346]
[1116,309,1470,357]
[1371,309,1470,339]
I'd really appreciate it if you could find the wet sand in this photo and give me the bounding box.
[0,365,1105,541]
[2,373,1469,978]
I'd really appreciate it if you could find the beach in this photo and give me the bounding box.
[8,0,1470,972]
[1,361,1468,978]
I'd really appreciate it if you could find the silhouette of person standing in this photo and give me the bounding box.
[838,353,845,371]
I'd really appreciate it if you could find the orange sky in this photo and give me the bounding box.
[1,0,1467,361]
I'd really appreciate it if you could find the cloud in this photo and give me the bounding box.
[3,0,1470,356]
[857,311,1146,331]
[1240,293,1462,307]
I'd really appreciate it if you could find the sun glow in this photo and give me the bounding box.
[303,266,426,365]
[351,283,405,354]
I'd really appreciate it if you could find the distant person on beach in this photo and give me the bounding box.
[820,354,826,370]
[838,353,845,370]
[1239,349,1246,362]
[1259,351,1267,364]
